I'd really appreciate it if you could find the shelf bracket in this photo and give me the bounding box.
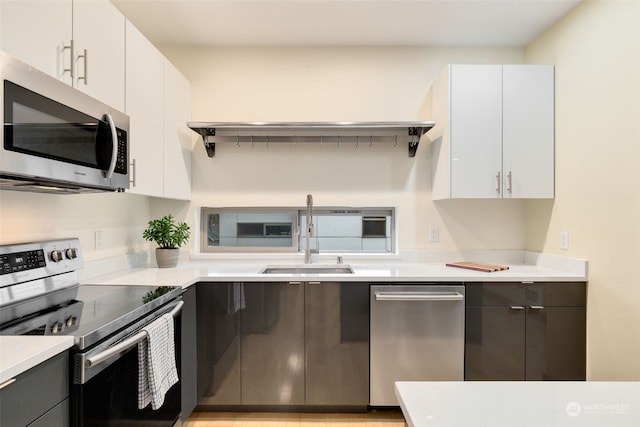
[408,127,420,158]
[200,128,216,158]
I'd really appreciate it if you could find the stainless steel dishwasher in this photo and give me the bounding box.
[370,284,465,406]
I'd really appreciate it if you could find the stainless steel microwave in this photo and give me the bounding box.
[0,51,129,194]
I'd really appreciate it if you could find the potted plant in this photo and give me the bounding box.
[142,214,191,268]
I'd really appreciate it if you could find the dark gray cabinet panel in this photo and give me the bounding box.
[195,281,369,409]
[0,351,69,427]
[305,282,369,406]
[181,286,197,420]
[29,398,69,427]
[196,282,241,406]
[241,282,304,405]
[466,306,526,380]
[525,306,586,380]
[465,282,586,381]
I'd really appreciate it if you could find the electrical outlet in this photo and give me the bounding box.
[94,230,103,250]
[429,226,440,243]
[560,231,569,250]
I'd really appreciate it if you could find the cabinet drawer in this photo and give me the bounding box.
[0,352,69,427]
[466,282,586,307]
[525,282,586,307]
[29,398,69,427]
[465,283,524,306]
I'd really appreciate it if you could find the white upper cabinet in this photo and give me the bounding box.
[430,64,555,200]
[0,0,73,85]
[0,0,125,111]
[502,65,555,199]
[163,59,193,201]
[125,20,164,198]
[125,21,192,200]
[72,0,125,111]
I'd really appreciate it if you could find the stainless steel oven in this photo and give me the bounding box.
[0,51,129,194]
[72,295,183,427]
[0,238,182,426]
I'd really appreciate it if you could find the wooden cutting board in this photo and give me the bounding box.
[445,261,510,273]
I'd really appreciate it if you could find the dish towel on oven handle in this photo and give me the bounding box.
[137,312,179,410]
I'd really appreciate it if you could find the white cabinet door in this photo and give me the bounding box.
[0,0,73,85]
[431,64,554,200]
[163,59,193,200]
[72,0,125,111]
[450,65,503,198]
[502,65,554,199]
[125,20,164,197]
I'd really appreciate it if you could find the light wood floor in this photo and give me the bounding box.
[185,411,406,427]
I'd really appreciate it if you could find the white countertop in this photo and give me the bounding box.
[84,260,587,289]
[0,336,74,384]
[395,381,640,427]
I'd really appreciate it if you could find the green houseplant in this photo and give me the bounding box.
[143,214,190,268]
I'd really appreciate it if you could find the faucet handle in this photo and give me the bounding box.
[337,256,343,264]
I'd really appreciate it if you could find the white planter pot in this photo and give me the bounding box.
[155,248,180,268]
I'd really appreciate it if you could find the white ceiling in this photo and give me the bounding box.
[112,0,582,47]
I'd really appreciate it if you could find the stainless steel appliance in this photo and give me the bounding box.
[0,52,129,194]
[0,238,182,426]
[370,284,465,406]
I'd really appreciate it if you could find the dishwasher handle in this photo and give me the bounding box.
[375,291,464,302]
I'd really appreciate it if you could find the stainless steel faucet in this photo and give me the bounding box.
[305,193,314,264]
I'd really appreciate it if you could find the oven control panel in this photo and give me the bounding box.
[0,238,83,287]
[1,249,46,275]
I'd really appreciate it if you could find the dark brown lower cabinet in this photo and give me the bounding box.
[305,282,369,407]
[465,282,586,381]
[195,281,369,409]
[240,282,305,406]
[0,351,69,427]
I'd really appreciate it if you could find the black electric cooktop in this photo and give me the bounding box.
[0,284,182,350]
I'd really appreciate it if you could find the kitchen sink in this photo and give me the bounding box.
[260,265,354,274]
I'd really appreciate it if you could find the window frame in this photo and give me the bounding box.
[200,207,299,253]
[200,206,395,254]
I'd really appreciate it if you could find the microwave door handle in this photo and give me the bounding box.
[102,113,118,179]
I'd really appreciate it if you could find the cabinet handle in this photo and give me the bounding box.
[308,281,321,285]
[288,281,302,285]
[77,48,88,85]
[530,305,545,310]
[496,171,501,196]
[507,171,513,194]
[509,305,525,310]
[0,378,16,391]
[130,158,136,187]
[62,40,74,78]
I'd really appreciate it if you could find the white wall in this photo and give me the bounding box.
[161,45,527,254]
[525,0,640,379]
[0,191,151,261]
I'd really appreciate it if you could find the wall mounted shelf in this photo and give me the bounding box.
[187,121,436,157]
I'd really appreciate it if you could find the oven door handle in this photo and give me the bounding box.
[85,300,183,369]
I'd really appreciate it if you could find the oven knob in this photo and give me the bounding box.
[65,248,78,259]
[66,316,77,327]
[51,321,65,334]
[50,250,63,262]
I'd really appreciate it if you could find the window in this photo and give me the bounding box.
[201,207,394,253]
[299,208,394,253]
[201,208,297,252]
